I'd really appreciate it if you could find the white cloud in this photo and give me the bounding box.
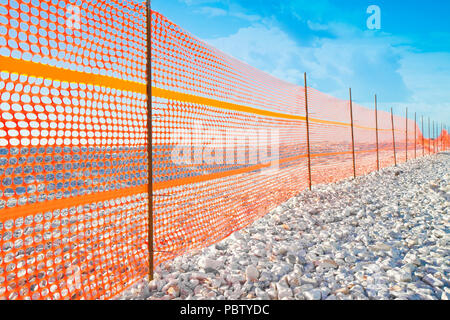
[179,0,221,5]
[206,24,307,84]
[206,24,404,94]
[204,21,450,126]
[386,52,450,127]
[399,52,450,104]
[195,6,227,17]
[306,20,329,31]
[193,3,261,22]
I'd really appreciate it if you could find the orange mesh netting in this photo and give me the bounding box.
[0,2,448,299]
[0,0,149,299]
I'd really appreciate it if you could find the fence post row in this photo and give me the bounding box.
[391,108,397,166]
[146,0,154,282]
[349,88,356,178]
[375,95,379,171]
[304,73,312,190]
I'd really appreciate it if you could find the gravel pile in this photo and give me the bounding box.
[118,152,449,300]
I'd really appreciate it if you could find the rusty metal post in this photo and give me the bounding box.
[375,95,379,171]
[391,108,397,166]
[349,88,356,178]
[146,0,154,282]
[304,73,312,190]
[405,108,408,162]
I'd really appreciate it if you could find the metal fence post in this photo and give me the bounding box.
[146,0,154,282]
[304,73,312,190]
[349,88,356,178]
[375,95,379,171]
[391,108,397,166]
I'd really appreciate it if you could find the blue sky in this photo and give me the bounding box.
[151,0,450,136]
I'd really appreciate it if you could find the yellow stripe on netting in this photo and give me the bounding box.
[0,185,148,220]
[0,56,397,132]
[0,55,146,94]
[152,87,395,132]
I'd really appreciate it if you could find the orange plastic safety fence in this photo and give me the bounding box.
[0,2,448,300]
[150,9,447,270]
[0,0,149,300]
[151,10,309,266]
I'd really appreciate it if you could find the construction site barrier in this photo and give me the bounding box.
[0,1,448,299]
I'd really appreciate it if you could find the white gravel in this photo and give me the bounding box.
[118,152,449,300]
